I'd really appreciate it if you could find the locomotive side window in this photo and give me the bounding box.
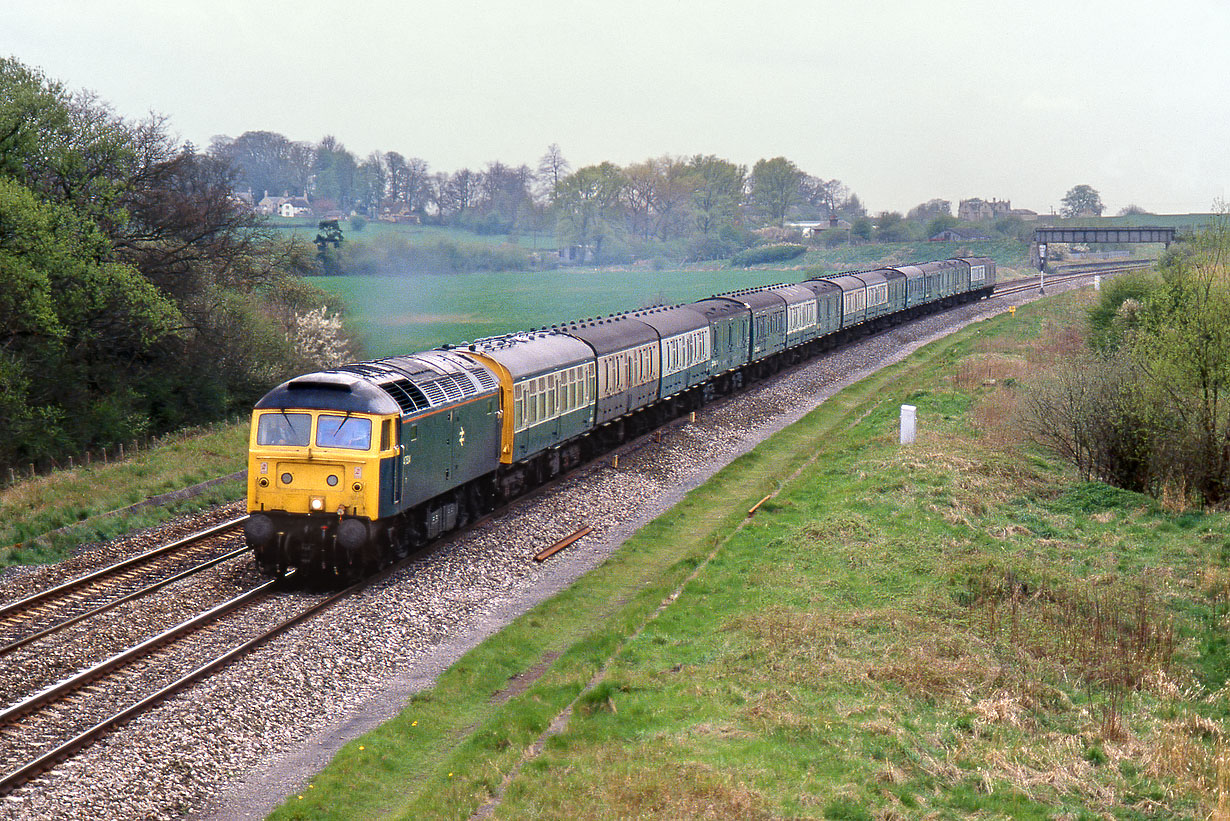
[380,419,392,451]
[257,412,311,447]
[316,415,372,450]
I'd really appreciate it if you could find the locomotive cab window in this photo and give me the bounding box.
[380,418,393,451]
[257,412,311,447]
[316,415,372,450]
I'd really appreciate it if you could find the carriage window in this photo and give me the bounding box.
[316,415,372,450]
[257,412,311,447]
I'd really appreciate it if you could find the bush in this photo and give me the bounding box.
[730,243,808,267]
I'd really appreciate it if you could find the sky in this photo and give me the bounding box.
[3,0,1228,216]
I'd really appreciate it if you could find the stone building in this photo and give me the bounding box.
[957,198,1013,222]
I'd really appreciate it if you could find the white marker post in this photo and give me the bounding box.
[1094,274,1101,291]
[900,404,917,445]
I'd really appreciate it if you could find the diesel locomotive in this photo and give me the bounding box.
[244,257,996,579]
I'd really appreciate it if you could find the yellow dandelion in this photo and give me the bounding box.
[448,772,453,778]
[359,745,365,751]
[412,721,417,726]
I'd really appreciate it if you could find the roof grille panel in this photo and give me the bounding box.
[472,368,497,391]
[419,380,448,405]
[379,379,429,414]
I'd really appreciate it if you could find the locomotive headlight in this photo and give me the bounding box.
[326,475,339,487]
[281,473,293,485]
[310,496,324,511]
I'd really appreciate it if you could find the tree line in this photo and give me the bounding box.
[0,59,356,472]
[211,129,1050,268]
[208,131,877,263]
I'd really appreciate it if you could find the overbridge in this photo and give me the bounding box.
[1031,225,1176,269]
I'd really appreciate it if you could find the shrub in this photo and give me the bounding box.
[730,243,807,267]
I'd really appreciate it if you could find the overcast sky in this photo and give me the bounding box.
[4,0,1228,215]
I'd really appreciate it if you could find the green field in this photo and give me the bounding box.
[265,218,558,251]
[312,240,1032,357]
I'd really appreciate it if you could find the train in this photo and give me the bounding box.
[244,256,996,579]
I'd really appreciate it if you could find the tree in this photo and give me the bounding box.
[841,193,867,219]
[799,176,850,218]
[207,130,307,198]
[926,213,958,237]
[1118,204,1152,216]
[874,211,912,242]
[750,157,804,227]
[1061,184,1104,218]
[353,152,386,214]
[553,162,625,261]
[907,199,951,221]
[536,143,570,201]
[0,57,357,467]
[688,154,745,236]
[851,216,873,241]
[477,161,533,233]
[312,135,358,208]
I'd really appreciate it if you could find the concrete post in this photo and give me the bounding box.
[900,404,917,445]
[1094,274,1101,291]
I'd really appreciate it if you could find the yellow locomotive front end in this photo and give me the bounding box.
[246,408,399,575]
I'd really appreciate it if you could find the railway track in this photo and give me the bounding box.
[0,516,249,656]
[993,260,1151,297]
[0,570,363,795]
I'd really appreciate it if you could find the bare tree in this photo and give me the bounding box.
[536,143,570,201]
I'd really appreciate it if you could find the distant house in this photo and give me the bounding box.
[930,228,991,242]
[957,198,1012,222]
[255,192,313,218]
[255,194,284,216]
[378,201,421,223]
[279,198,313,218]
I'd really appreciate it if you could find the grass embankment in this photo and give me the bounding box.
[0,420,248,567]
[273,289,1230,820]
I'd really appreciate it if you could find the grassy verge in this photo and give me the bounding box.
[0,420,249,567]
[270,288,1230,818]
